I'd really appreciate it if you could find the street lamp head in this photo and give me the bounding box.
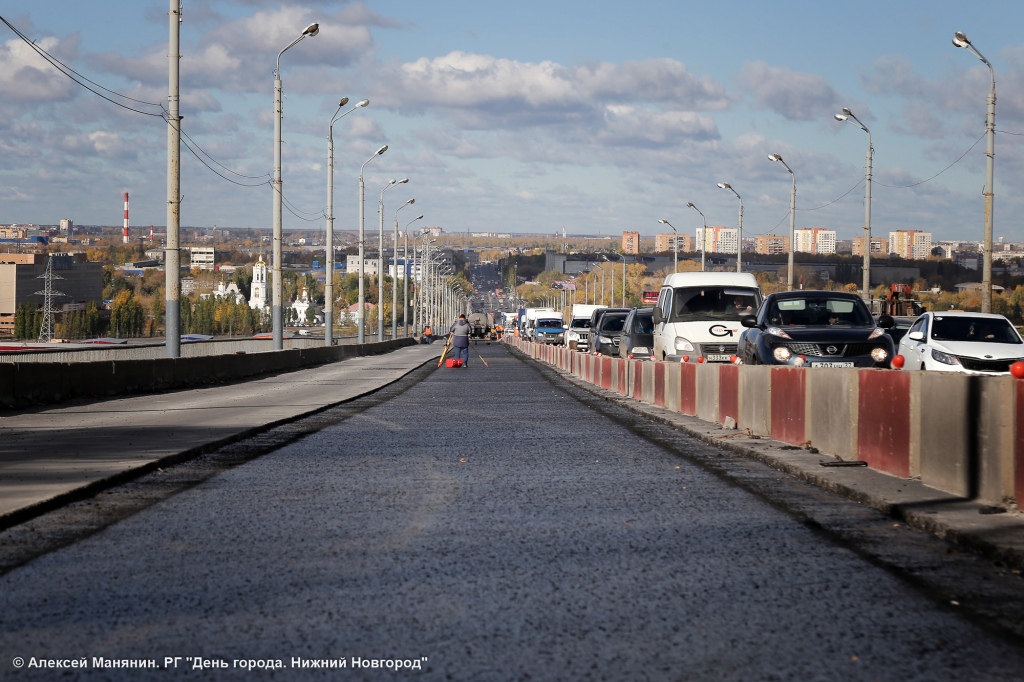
[398,178,410,184]
[686,202,696,208]
[356,99,370,107]
[717,182,730,189]
[834,114,848,122]
[658,219,669,225]
[842,107,853,116]
[303,23,320,37]
[767,154,782,162]
[338,97,349,107]
[953,31,970,47]
[376,145,388,155]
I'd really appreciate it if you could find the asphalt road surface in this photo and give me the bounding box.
[1,342,1023,681]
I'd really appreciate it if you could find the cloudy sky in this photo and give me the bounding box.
[2,0,1023,244]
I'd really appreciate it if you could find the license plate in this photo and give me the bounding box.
[705,354,732,362]
[811,361,854,368]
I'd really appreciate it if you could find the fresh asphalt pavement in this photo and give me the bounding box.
[1,341,1024,680]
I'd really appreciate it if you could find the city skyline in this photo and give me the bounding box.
[2,1,1024,244]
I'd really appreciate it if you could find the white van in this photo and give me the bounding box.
[652,272,762,362]
[564,304,605,351]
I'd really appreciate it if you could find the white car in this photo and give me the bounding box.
[897,311,1024,374]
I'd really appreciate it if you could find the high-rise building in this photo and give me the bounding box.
[793,228,836,254]
[702,226,738,254]
[654,233,691,253]
[753,234,790,255]
[59,219,74,234]
[851,236,887,257]
[888,230,932,260]
[621,231,640,254]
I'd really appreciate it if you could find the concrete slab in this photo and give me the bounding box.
[0,344,440,523]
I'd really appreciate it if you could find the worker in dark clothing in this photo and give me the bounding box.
[449,314,471,367]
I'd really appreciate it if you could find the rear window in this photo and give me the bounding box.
[669,287,760,322]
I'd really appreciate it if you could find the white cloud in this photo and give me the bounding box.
[739,61,843,121]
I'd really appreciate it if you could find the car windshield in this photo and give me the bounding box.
[767,296,873,327]
[601,316,626,333]
[930,316,1022,344]
[537,319,561,328]
[571,319,592,328]
[670,287,759,322]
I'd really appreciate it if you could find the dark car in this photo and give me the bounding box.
[882,316,916,347]
[593,311,629,356]
[737,291,894,368]
[588,307,630,336]
[618,308,655,360]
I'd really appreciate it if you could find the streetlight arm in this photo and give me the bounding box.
[276,23,319,75]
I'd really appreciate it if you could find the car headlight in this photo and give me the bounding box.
[868,327,885,339]
[674,337,695,352]
[773,346,792,362]
[931,348,961,366]
[599,335,612,344]
[766,326,792,339]
[870,347,889,362]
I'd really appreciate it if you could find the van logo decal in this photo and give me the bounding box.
[709,325,736,338]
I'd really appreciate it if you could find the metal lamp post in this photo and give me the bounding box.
[379,178,408,340]
[358,145,388,343]
[834,109,873,303]
[272,22,319,350]
[404,215,423,337]
[717,183,743,272]
[686,202,707,272]
[953,30,995,313]
[767,154,796,291]
[393,198,414,338]
[657,219,678,273]
[325,97,368,346]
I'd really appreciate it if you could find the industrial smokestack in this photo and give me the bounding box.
[123,192,130,244]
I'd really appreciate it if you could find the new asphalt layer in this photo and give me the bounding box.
[3,338,1024,575]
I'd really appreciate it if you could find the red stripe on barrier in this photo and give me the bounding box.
[633,360,643,399]
[599,357,610,390]
[719,363,739,426]
[618,359,627,395]
[679,362,697,415]
[1015,380,1024,504]
[770,367,806,445]
[857,371,911,477]
[654,362,666,407]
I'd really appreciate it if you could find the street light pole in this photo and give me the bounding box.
[834,109,872,302]
[393,198,414,338]
[404,215,423,338]
[165,0,181,359]
[326,98,368,346]
[358,145,388,344]
[953,30,996,313]
[657,219,678,273]
[272,22,319,350]
[379,178,407,340]
[686,202,707,272]
[767,155,796,291]
[717,183,743,272]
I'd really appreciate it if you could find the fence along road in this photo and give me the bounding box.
[1,341,1023,679]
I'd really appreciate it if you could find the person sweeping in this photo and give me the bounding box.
[449,314,472,368]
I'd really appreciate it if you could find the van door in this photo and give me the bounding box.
[654,286,672,361]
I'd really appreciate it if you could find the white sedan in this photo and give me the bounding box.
[897,311,1024,374]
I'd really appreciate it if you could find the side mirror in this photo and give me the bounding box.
[877,314,895,329]
[652,308,664,324]
[740,315,757,328]
[907,330,925,342]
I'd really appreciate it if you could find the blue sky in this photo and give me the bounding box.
[2,0,1023,244]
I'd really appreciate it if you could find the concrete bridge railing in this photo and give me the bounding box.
[0,338,418,409]
[508,337,1024,509]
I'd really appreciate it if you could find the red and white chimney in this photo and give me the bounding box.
[122,192,130,244]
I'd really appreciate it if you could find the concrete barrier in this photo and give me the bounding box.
[0,338,417,409]
[508,336,1024,508]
